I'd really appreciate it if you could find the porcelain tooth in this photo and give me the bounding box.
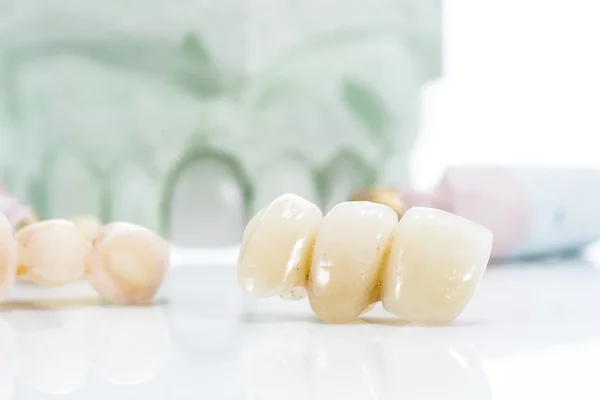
[381,207,492,325]
[308,201,397,323]
[16,220,91,285]
[86,222,169,305]
[238,194,322,298]
[237,195,492,326]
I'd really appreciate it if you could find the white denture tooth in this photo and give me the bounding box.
[237,194,322,298]
[381,207,492,325]
[308,201,397,323]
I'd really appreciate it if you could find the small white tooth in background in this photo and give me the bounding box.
[16,220,90,286]
[382,207,493,325]
[86,222,169,305]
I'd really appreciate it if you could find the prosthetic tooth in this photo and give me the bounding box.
[16,220,91,286]
[308,201,397,323]
[86,222,169,305]
[381,207,493,325]
[238,194,322,298]
[237,195,492,325]
[0,185,168,304]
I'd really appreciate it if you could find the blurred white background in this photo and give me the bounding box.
[412,0,600,190]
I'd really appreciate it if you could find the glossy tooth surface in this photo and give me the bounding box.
[382,207,492,325]
[0,214,16,299]
[309,201,397,323]
[16,220,91,285]
[238,194,323,298]
[87,223,169,305]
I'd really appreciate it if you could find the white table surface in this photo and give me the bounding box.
[2,254,600,400]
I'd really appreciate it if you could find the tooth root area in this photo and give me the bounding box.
[237,195,493,326]
[382,207,493,325]
[308,201,398,323]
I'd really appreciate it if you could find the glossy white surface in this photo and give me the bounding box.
[2,259,600,399]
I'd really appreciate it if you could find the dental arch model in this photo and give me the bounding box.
[238,194,493,325]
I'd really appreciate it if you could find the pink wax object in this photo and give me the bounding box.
[402,166,600,261]
[356,166,600,261]
[404,167,531,261]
